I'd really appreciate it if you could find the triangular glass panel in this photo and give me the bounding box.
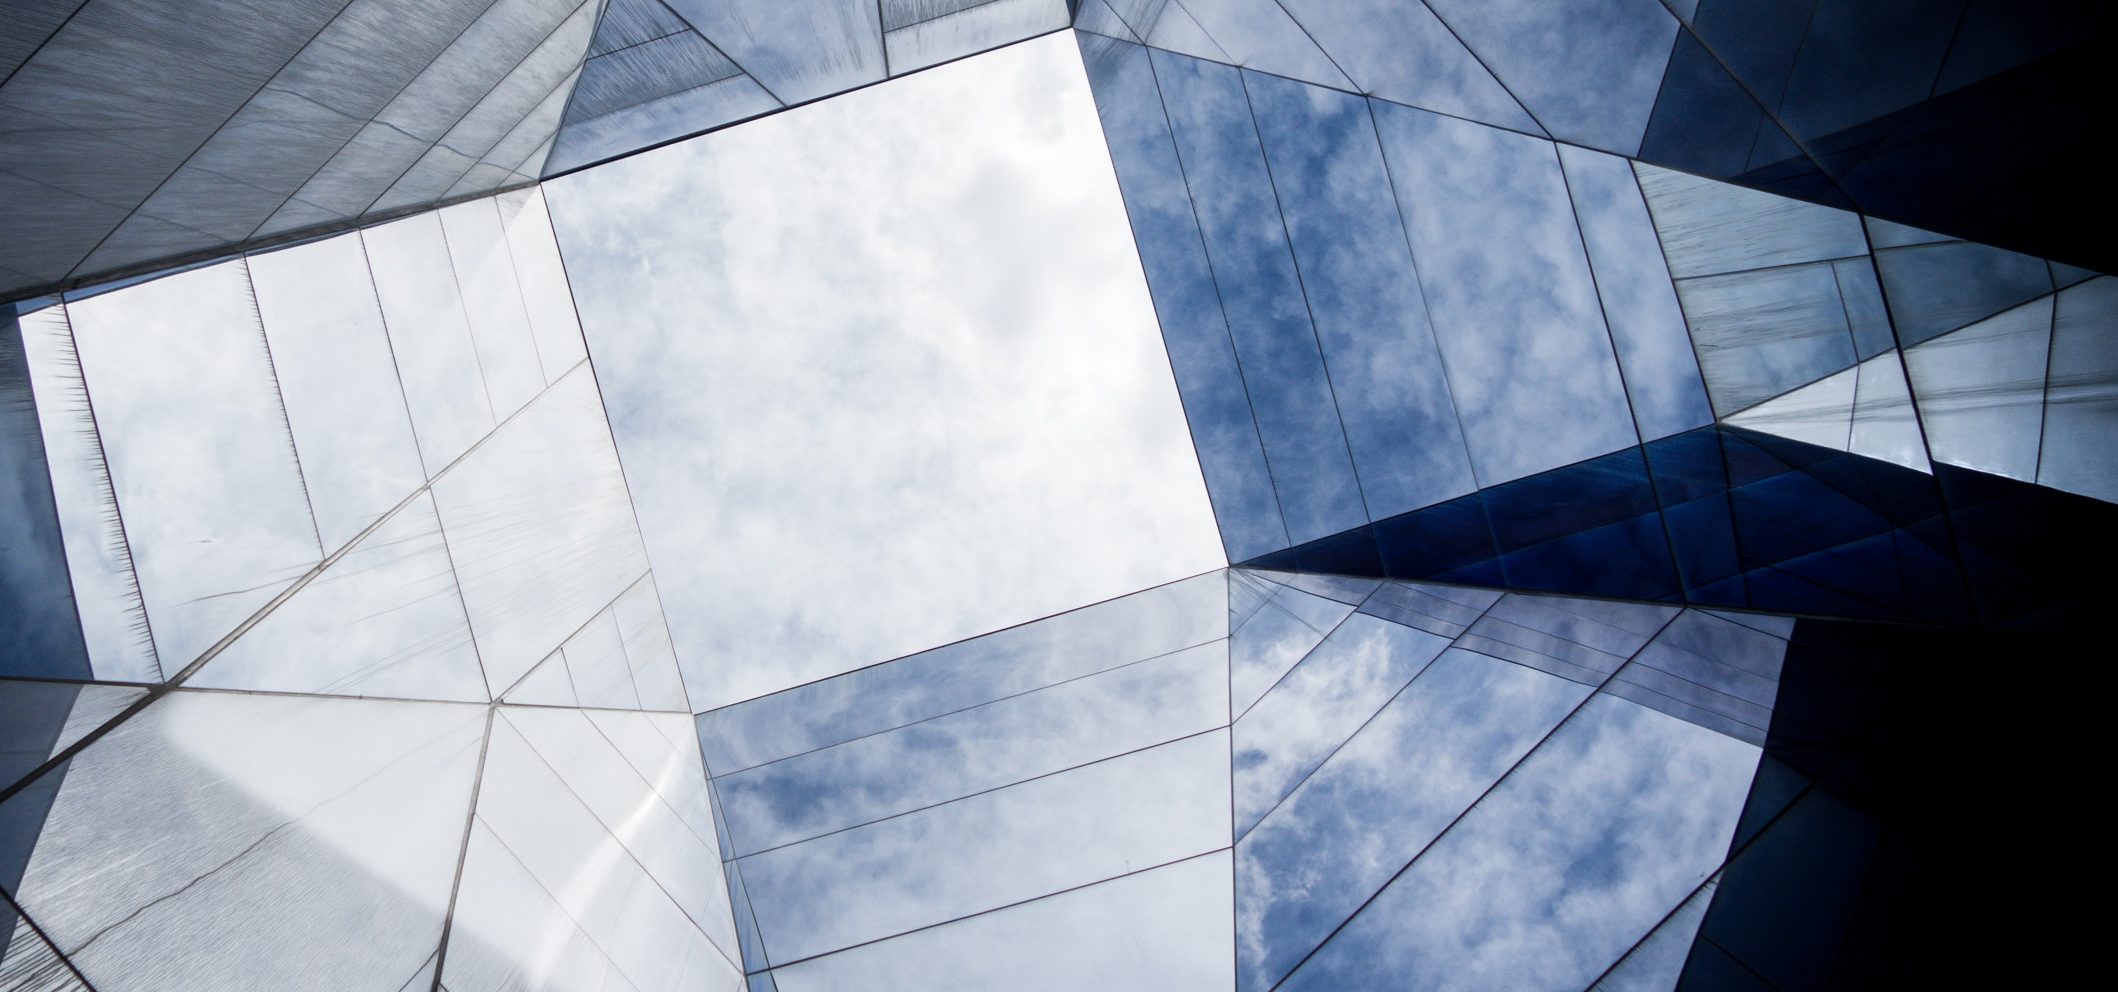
[502,650,577,707]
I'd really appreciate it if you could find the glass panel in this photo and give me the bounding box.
[611,577,689,711]
[1591,874,1719,992]
[4,690,483,991]
[544,35,1223,709]
[1833,258,1896,359]
[1558,144,1713,441]
[715,641,1225,856]
[1247,569,1379,607]
[1234,613,1449,838]
[1675,261,1860,416]
[1153,50,1367,543]
[67,260,322,670]
[663,0,885,105]
[1421,0,1679,155]
[495,188,588,383]
[581,709,722,856]
[3,680,142,796]
[1371,100,1637,486]
[1354,579,1500,638]
[559,600,643,711]
[363,212,496,473]
[0,911,93,992]
[438,199,546,420]
[1904,296,2052,482]
[1458,593,1676,685]
[1230,585,1351,717]
[451,715,740,990]
[2,305,89,678]
[504,651,577,706]
[1160,0,1353,89]
[1608,610,1785,745]
[11,305,159,682]
[431,365,651,697]
[1849,353,1929,471]
[769,852,1232,991]
[696,571,1226,775]
[248,232,427,552]
[1077,33,1286,561]
[1246,71,1479,519]
[2038,276,2118,502]
[883,0,1068,74]
[736,731,1230,964]
[544,73,781,176]
[1236,648,1589,992]
[1874,240,2054,346]
[1275,694,1760,992]
[1634,163,1868,278]
[1275,0,1540,133]
[499,707,740,959]
[1722,364,1858,452]
[188,491,487,702]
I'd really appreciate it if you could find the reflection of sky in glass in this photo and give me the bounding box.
[547,33,1222,710]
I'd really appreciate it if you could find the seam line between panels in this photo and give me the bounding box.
[1263,0,1361,91]
[708,636,1226,780]
[1164,0,1239,64]
[1264,609,1684,992]
[55,0,377,284]
[426,707,496,992]
[1225,571,1240,989]
[490,568,650,701]
[1925,0,1978,101]
[486,194,551,382]
[576,710,725,858]
[754,847,1233,974]
[497,709,747,976]
[1140,46,1297,552]
[1232,591,1508,846]
[237,256,329,559]
[429,207,503,425]
[1230,597,1360,726]
[651,0,788,105]
[423,62,586,213]
[726,726,1228,861]
[877,0,894,75]
[2034,286,2061,484]
[473,813,672,988]
[235,0,511,245]
[0,885,104,992]
[1411,0,1552,140]
[1237,66,1380,534]
[354,0,601,220]
[889,0,1022,38]
[1666,12,1867,209]
[1362,94,1483,492]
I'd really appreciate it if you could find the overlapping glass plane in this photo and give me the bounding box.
[3,1,2110,989]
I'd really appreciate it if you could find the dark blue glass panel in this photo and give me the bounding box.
[1078,34,1287,561]
[1773,0,1967,140]
[1873,240,2054,346]
[1243,72,1476,522]
[1152,48,1367,546]
[1369,492,1504,587]
[1690,788,1880,991]
[1689,0,1819,113]
[1639,28,1769,178]
[1485,448,1660,552]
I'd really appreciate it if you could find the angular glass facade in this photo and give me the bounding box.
[3,2,2109,990]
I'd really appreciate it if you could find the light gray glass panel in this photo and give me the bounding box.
[1591,874,1719,992]
[1373,101,1636,485]
[1905,296,2053,482]
[883,0,1067,74]
[431,366,651,696]
[0,912,92,992]
[1423,0,1677,155]
[463,68,578,190]
[188,491,486,701]
[582,709,723,853]
[5,690,483,991]
[610,577,688,711]
[363,212,496,473]
[1677,261,1861,416]
[1635,163,1868,278]
[1848,352,1929,472]
[248,231,426,550]
[663,0,885,105]
[1233,613,1448,838]
[67,261,322,669]
[501,706,740,958]
[769,852,1233,991]
[737,731,1230,964]
[1721,363,1856,452]
[2039,276,2118,502]
[1236,648,1588,992]
[12,305,159,682]
[438,199,545,419]
[1834,258,1896,359]
[492,188,587,382]
[1276,694,1760,992]
[559,602,642,710]
[1276,0,1539,133]
[1230,586,1351,718]
[716,640,1225,857]
[1608,609,1784,745]
[504,650,576,706]
[454,715,740,990]
[1559,143,1712,440]
[696,572,1226,774]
